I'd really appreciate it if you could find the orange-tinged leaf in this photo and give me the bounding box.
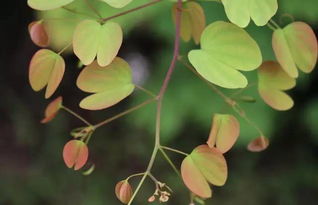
[247,136,269,152]
[41,96,63,123]
[181,155,212,198]
[73,20,123,67]
[172,2,206,44]
[187,2,206,44]
[63,140,88,170]
[207,114,240,153]
[258,61,296,111]
[191,145,228,186]
[272,22,318,78]
[115,180,133,204]
[29,21,49,47]
[29,49,65,98]
[77,58,135,110]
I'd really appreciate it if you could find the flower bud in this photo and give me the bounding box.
[115,180,133,204]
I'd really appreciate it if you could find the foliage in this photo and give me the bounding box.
[26,0,318,204]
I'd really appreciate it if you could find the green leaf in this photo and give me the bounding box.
[222,0,278,28]
[207,114,240,153]
[272,22,318,78]
[181,145,227,198]
[29,49,65,99]
[258,61,296,111]
[101,0,133,8]
[28,0,75,10]
[73,20,123,67]
[76,58,135,110]
[188,21,262,89]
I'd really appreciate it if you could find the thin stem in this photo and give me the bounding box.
[58,42,72,55]
[266,23,276,31]
[94,98,156,129]
[84,0,102,18]
[148,173,160,184]
[101,0,162,22]
[126,172,145,181]
[180,59,266,139]
[135,85,156,98]
[127,0,183,204]
[62,106,93,126]
[159,147,181,177]
[62,6,97,19]
[270,19,281,29]
[160,146,188,156]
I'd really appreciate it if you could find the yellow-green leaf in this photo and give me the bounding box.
[73,20,123,67]
[272,22,318,78]
[258,61,296,111]
[207,114,240,153]
[101,0,133,8]
[29,49,65,99]
[28,0,75,10]
[76,58,135,110]
[222,0,278,28]
[188,21,262,89]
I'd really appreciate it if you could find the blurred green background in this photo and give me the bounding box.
[1,0,318,204]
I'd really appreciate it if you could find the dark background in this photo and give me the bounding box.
[1,0,318,204]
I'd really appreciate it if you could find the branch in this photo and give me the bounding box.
[127,0,183,203]
[101,0,162,22]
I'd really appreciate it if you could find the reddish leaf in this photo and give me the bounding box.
[28,20,49,47]
[63,140,88,170]
[181,155,212,198]
[41,96,63,123]
[247,136,269,152]
[115,180,133,204]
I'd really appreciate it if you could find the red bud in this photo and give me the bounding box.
[115,180,133,204]
[63,140,88,170]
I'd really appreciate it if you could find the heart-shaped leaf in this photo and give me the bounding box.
[41,96,63,123]
[222,0,278,28]
[247,136,269,152]
[188,21,262,89]
[29,49,65,99]
[172,1,206,44]
[77,58,135,110]
[272,22,318,78]
[207,114,240,153]
[115,180,133,204]
[28,21,49,47]
[101,0,133,8]
[28,0,75,11]
[63,140,89,170]
[258,61,296,111]
[73,20,123,67]
[181,145,227,198]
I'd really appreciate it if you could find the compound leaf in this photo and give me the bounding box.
[188,21,262,89]
[77,58,135,110]
[73,20,123,67]
[222,0,278,28]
